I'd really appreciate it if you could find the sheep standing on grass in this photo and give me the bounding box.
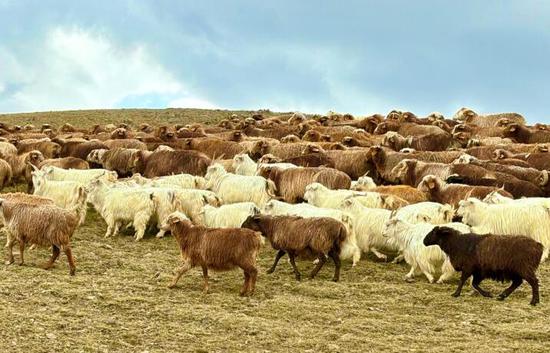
[424,226,542,305]
[241,214,347,281]
[0,188,88,275]
[382,218,470,283]
[205,163,276,207]
[162,212,261,296]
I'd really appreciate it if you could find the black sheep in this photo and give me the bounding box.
[424,226,543,305]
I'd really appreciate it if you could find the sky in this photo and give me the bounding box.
[0,1,549,122]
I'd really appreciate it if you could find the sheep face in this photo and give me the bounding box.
[423,226,454,247]
[303,183,323,203]
[161,212,190,231]
[417,175,439,193]
[241,215,262,232]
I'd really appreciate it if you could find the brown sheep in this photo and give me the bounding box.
[16,139,61,158]
[57,139,109,160]
[241,215,346,281]
[88,148,140,177]
[382,131,455,151]
[133,150,212,177]
[418,175,513,207]
[325,149,377,180]
[250,141,322,160]
[283,153,335,168]
[453,107,526,127]
[1,188,88,275]
[110,128,133,139]
[424,227,542,305]
[184,138,246,159]
[258,166,351,203]
[0,141,17,158]
[302,130,332,142]
[353,182,429,204]
[502,123,550,144]
[374,120,446,136]
[104,139,148,150]
[280,134,301,143]
[163,212,261,296]
[2,150,44,183]
[493,149,550,171]
[451,123,504,138]
[0,159,12,190]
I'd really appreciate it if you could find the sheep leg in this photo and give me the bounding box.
[41,245,60,270]
[309,253,327,279]
[525,275,540,306]
[329,247,341,282]
[63,246,76,276]
[497,277,523,301]
[18,242,25,266]
[287,252,301,281]
[245,266,258,296]
[452,272,471,298]
[404,265,421,282]
[201,266,209,294]
[5,236,14,265]
[370,248,387,261]
[472,273,492,298]
[133,217,148,241]
[391,253,404,264]
[167,262,191,288]
[267,250,286,274]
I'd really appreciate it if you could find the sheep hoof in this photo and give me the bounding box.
[167,283,177,289]
[295,274,301,281]
[155,234,164,239]
[266,268,275,274]
[332,277,339,282]
[18,262,24,266]
[497,295,506,301]
[451,292,461,298]
[69,269,76,276]
[404,276,415,283]
[5,259,13,265]
[530,300,539,306]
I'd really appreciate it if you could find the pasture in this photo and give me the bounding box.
[0,109,548,353]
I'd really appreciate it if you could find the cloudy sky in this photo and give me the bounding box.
[1,1,549,122]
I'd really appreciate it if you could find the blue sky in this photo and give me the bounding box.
[0,1,549,122]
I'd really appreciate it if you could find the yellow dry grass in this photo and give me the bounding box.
[0,109,548,353]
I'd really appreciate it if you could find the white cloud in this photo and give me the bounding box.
[0,26,214,113]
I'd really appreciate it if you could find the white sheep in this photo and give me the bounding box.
[32,172,87,211]
[205,163,276,207]
[41,165,117,185]
[350,175,377,191]
[196,202,260,228]
[87,179,155,241]
[304,182,382,209]
[382,218,470,283]
[457,197,550,262]
[483,191,550,207]
[262,199,361,265]
[149,174,206,189]
[394,202,454,224]
[232,153,297,176]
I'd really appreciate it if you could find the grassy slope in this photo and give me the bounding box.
[0,109,548,353]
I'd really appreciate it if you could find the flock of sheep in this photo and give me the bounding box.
[0,107,548,305]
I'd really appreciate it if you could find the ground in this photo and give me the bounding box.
[0,109,548,353]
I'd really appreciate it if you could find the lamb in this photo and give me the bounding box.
[382,218,470,283]
[261,199,361,265]
[424,226,542,305]
[205,164,276,207]
[417,175,512,207]
[242,215,346,281]
[162,212,261,296]
[196,202,260,228]
[87,179,155,241]
[456,198,550,262]
[0,187,88,275]
[259,166,351,203]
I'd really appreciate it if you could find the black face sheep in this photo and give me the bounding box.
[423,226,543,305]
[241,214,346,282]
[162,212,261,296]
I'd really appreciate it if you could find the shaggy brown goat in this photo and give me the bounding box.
[283,153,335,168]
[424,226,542,305]
[134,150,212,177]
[241,215,346,281]
[453,108,526,127]
[163,213,261,296]
[258,166,351,203]
[104,139,147,150]
[325,149,377,180]
[382,131,456,151]
[503,123,550,144]
[57,139,109,160]
[418,175,513,207]
[184,138,246,159]
[1,188,88,275]
[16,140,61,158]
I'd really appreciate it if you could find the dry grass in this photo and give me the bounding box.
[0,109,548,353]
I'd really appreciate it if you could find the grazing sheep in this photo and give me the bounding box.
[457,198,550,262]
[205,164,276,207]
[424,226,542,305]
[163,212,261,296]
[1,188,88,275]
[196,202,260,228]
[382,218,470,283]
[242,215,346,281]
